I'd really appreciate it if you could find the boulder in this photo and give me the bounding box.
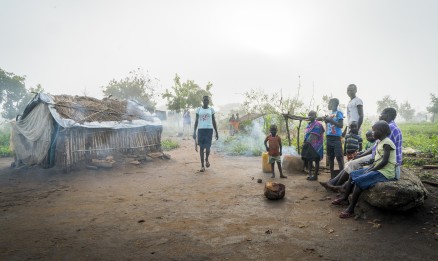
[282,155,304,173]
[360,168,429,211]
[264,182,285,200]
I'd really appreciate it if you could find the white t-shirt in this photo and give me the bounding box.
[196,107,215,129]
[347,96,363,125]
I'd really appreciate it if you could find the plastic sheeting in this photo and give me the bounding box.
[11,103,54,165]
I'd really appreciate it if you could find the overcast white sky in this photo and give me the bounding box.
[1,0,437,116]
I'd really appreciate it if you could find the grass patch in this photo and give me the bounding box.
[161,139,180,151]
[400,122,438,155]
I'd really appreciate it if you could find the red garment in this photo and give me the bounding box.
[265,135,281,156]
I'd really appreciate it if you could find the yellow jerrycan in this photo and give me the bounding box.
[262,152,272,173]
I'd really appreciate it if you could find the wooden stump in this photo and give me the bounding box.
[264,182,285,200]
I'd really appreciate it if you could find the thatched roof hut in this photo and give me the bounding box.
[10,93,162,170]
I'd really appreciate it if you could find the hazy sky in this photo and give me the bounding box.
[1,0,437,116]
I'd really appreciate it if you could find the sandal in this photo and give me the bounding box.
[206,161,210,168]
[307,175,317,181]
[331,198,348,206]
[339,211,355,219]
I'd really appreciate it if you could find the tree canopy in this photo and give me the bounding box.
[0,68,43,119]
[399,101,415,121]
[376,95,398,114]
[101,68,158,111]
[162,74,213,113]
[427,93,438,123]
[242,88,304,133]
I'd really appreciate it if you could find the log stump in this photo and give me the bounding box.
[264,182,285,200]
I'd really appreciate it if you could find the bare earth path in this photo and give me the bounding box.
[0,139,437,260]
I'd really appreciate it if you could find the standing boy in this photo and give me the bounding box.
[193,96,219,172]
[320,98,344,177]
[343,84,364,136]
[264,125,287,179]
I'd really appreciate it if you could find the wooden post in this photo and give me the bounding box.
[297,120,302,154]
[284,113,291,146]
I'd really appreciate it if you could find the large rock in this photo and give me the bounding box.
[282,155,304,173]
[264,182,285,200]
[361,168,429,211]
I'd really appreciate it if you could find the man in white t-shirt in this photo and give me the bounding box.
[343,84,364,137]
[193,96,219,172]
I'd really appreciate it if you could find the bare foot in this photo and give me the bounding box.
[320,181,337,192]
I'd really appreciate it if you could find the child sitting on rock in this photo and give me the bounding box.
[332,120,397,218]
[363,130,376,151]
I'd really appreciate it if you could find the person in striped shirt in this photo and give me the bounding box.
[379,107,403,165]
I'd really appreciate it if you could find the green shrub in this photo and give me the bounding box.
[161,139,180,151]
[0,130,12,157]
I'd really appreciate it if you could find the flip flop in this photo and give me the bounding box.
[206,161,210,168]
[331,198,348,206]
[339,211,355,219]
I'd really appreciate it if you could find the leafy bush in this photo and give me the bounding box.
[0,129,12,157]
[399,122,438,155]
[161,139,180,151]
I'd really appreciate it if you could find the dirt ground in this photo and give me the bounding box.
[0,139,437,261]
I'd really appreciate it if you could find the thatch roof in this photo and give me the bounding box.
[52,95,145,123]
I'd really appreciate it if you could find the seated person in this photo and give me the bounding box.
[331,120,397,218]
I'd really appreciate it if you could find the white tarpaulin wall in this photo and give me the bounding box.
[10,103,54,165]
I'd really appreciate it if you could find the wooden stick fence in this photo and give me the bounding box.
[55,126,162,169]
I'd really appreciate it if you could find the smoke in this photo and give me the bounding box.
[215,119,298,157]
[282,146,298,156]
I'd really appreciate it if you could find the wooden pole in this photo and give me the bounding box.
[284,113,291,146]
[297,120,302,154]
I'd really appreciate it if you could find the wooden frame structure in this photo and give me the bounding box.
[282,113,309,154]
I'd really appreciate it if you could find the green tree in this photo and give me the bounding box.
[427,93,438,123]
[376,95,398,114]
[162,74,213,112]
[242,88,304,134]
[102,68,158,111]
[0,68,43,119]
[398,101,415,121]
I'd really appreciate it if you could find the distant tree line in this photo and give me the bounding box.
[1,66,438,123]
[1,67,213,120]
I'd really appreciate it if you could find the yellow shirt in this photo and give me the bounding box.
[374,137,397,179]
